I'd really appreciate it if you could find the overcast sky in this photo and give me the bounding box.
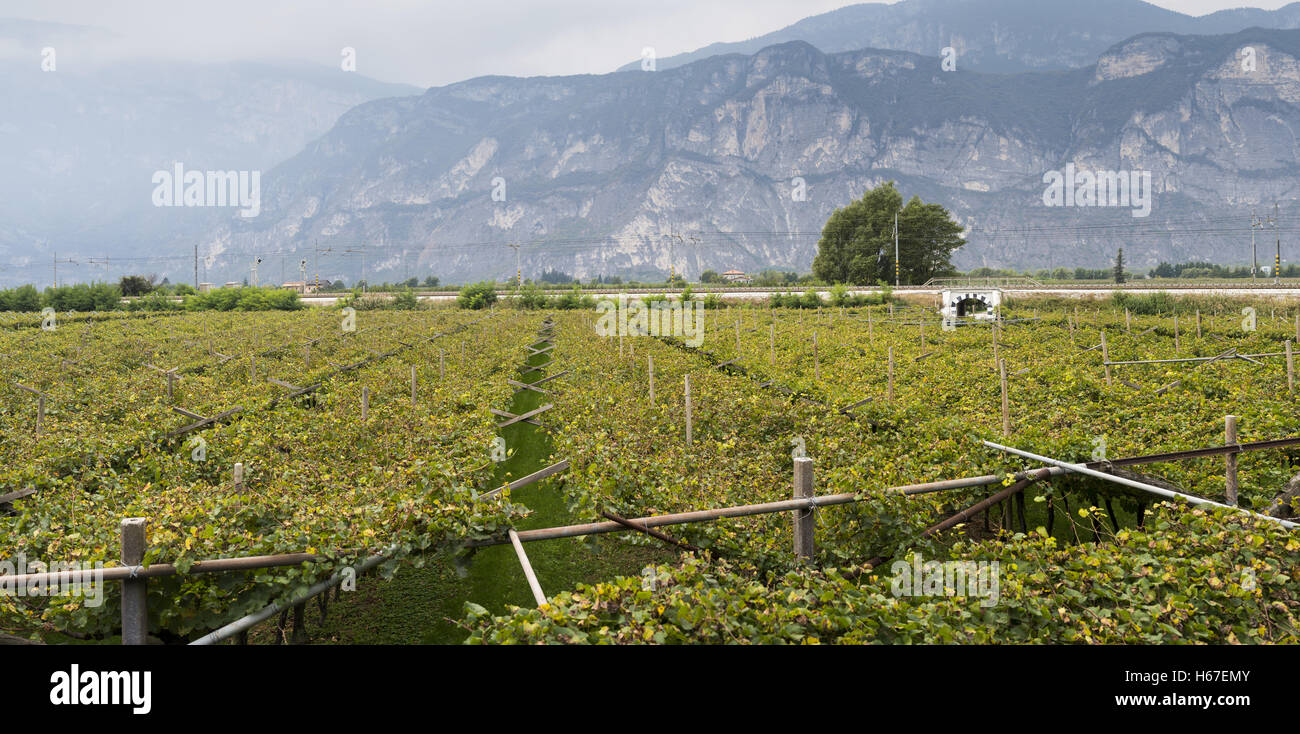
[6,0,1296,88]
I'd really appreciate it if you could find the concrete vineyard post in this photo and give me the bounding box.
[793,457,814,562]
[120,518,148,645]
[648,354,655,405]
[410,365,417,407]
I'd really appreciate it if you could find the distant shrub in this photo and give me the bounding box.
[457,282,498,310]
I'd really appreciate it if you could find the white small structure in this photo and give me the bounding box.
[721,269,752,284]
[940,288,1001,320]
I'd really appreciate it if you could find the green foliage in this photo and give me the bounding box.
[699,269,721,284]
[457,282,498,310]
[469,504,1300,644]
[45,283,122,312]
[125,290,181,312]
[118,275,154,297]
[182,287,302,311]
[390,288,420,310]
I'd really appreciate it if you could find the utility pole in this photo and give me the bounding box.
[252,257,262,287]
[1251,210,1263,280]
[671,234,684,282]
[1275,202,1282,284]
[194,244,199,291]
[894,212,900,287]
[506,243,521,287]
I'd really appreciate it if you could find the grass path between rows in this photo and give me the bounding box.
[264,321,673,644]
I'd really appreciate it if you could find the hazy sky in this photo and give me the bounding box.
[6,0,1297,87]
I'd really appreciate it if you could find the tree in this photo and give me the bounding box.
[812,182,963,285]
[1114,249,1126,284]
[119,275,154,297]
[423,276,440,287]
[700,270,720,284]
[457,281,498,310]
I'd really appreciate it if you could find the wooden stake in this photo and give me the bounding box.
[813,331,820,382]
[410,365,417,407]
[1174,313,1180,353]
[1101,331,1112,386]
[440,349,445,381]
[361,387,370,421]
[887,346,895,401]
[1125,309,1131,333]
[684,374,693,446]
[1288,340,1295,393]
[793,457,814,562]
[1196,310,1202,339]
[35,394,45,437]
[508,529,547,607]
[1000,358,1010,436]
[770,321,776,366]
[1225,415,1239,506]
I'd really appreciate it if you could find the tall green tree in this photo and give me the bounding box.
[1114,248,1126,284]
[812,182,964,285]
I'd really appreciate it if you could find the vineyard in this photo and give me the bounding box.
[2,297,1299,644]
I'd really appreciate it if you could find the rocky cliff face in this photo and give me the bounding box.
[199,28,1300,283]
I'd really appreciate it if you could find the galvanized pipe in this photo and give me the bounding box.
[189,551,388,645]
[982,440,1298,530]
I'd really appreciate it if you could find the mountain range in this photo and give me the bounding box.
[198,26,1300,283]
[5,1,1300,285]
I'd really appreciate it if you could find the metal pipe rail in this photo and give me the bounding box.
[5,433,1298,587]
[983,441,1298,530]
[189,550,390,645]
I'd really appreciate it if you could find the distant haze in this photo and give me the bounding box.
[7,0,1293,88]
